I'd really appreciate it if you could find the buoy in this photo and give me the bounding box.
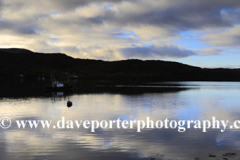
[67,101,72,107]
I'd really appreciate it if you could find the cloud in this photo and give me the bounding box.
[120,45,196,59]
[0,0,240,63]
[47,0,127,11]
[88,0,240,32]
[195,48,222,56]
[200,24,240,49]
[1,0,126,13]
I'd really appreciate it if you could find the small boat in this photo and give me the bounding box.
[45,81,73,91]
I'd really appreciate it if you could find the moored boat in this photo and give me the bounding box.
[45,81,73,91]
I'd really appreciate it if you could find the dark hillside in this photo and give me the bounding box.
[0,48,240,81]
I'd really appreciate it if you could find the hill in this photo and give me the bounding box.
[0,48,240,81]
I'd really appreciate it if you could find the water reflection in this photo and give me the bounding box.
[0,81,240,159]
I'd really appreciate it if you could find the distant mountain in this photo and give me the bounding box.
[0,48,240,81]
[0,48,33,53]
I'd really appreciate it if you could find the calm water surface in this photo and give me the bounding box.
[1,81,240,160]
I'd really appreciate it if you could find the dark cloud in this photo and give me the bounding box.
[0,19,40,35]
[96,0,240,32]
[2,0,240,35]
[16,26,37,34]
[46,0,129,12]
[62,46,79,53]
[87,16,105,25]
[0,1,2,11]
[121,45,196,59]
[1,0,127,13]
[0,20,10,28]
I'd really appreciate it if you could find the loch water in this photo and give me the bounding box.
[1,80,240,160]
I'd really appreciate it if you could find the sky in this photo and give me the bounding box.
[0,0,240,68]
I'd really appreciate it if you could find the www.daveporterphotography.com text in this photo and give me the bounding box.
[2,117,240,133]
